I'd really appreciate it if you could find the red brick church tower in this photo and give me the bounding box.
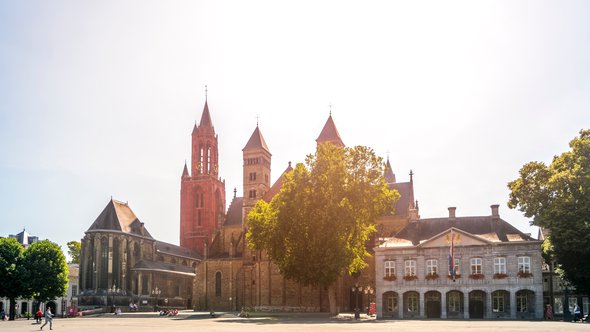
[180,100,226,255]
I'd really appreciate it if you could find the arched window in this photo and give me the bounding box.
[215,272,222,297]
[199,144,204,174]
[207,144,211,174]
[100,237,109,289]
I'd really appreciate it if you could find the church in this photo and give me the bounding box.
[78,97,542,318]
[78,98,417,312]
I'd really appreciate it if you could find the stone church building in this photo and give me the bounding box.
[79,98,542,318]
[78,99,417,312]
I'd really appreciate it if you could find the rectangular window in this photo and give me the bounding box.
[426,259,438,275]
[494,257,506,274]
[470,258,482,275]
[517,293,528,312]
[448,292,461,312]
[198,210,202,226]
[493,292,505,312]
[518,256,531,273]
[387,295,397,312]
[71,285,78,296]
[408,293,418,312]
[405,260,416,276]
[384,261,395,277]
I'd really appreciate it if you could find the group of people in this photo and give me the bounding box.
[128,303,138,311]
[546,303,584,322]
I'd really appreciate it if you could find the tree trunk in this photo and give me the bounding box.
[328,284,338,316]
[9,296,16,321]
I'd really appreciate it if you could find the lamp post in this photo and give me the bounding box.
[561,280,571,322]
[351,285,363,320]
[151,287,161,312]
[108,284,118,313]
[364,286,374,315]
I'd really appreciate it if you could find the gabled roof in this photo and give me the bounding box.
[243,126,271,154]
[225,196,244,226]
[316,115,344,147]
[131,260,196,277]
[388,181,413,217]
[384,158,396,184]
[392,215,537,246]
[263,162,294,202]
[87,199,153,239]
[155,241,201,260]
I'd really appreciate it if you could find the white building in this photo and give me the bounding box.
[375,205,544,320]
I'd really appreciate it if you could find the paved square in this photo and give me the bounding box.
[1,311,587,332]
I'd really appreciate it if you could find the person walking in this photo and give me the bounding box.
[40,307,53,330]
[545,304,553,320]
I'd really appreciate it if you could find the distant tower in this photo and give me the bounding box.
[180,100,226,255]
[316,114,344,147]
[242,124,271,223]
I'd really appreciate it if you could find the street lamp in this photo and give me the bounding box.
[108,284,118,313]
[351,284,363,320]
[151,287,161,312]
[560,280,571,322]
[363,286,374,315]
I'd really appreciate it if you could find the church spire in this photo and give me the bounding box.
[182,161,189,177]
[316,114,344,147]
[243,125,271,155]
[384,156,396,184]
[199,101,214,129]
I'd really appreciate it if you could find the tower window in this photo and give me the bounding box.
[249,190,256,198]
[249,172,257,181]
[198,210,202,226]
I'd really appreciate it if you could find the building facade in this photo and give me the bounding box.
[375,205,544,319]
[78,199,200,310]
[188,101,417,312]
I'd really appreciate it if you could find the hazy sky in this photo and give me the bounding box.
[1,1,589,256]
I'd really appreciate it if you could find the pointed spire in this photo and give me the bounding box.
[316,114,344,147]
[243,125,271,154]
[384,156,396,184]
[199,101,213,128]
[182,161,189,177]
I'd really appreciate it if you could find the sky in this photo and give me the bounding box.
[1,1,589,257]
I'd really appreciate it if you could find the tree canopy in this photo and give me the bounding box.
[508,129,590,294]
[67,240,81,264]
[0,238,69,320]
[22,240,69,303]
[0,238,26,320]
[246,143,398,313]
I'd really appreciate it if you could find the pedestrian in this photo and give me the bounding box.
[545,304,553,320]
[573,303,581,321]
[35,308,43,323]
[40,307,53,330]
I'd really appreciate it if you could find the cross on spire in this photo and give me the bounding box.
[329,103,333,116]
[256,115,260,127]
[204,85,208,101]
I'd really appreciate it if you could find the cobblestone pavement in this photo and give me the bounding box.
[1,311,588,332]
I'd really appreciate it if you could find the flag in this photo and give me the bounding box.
[449,230,456,282]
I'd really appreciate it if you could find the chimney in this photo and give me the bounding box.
[448,207,456,220]
[491,204,500,219]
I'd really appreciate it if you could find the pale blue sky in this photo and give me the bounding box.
[1,1,589,256]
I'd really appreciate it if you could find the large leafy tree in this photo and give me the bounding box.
[67,240,81,264]
[0,238,25,320]
[22,240,69,304]
[508,129,590,295]
[247,143,398,315]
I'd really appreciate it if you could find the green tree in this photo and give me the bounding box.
[508,129,590,295]
[67,240,81,264]
[22,240,69,305]
[247,143,398,315]
[0,238,25,320]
